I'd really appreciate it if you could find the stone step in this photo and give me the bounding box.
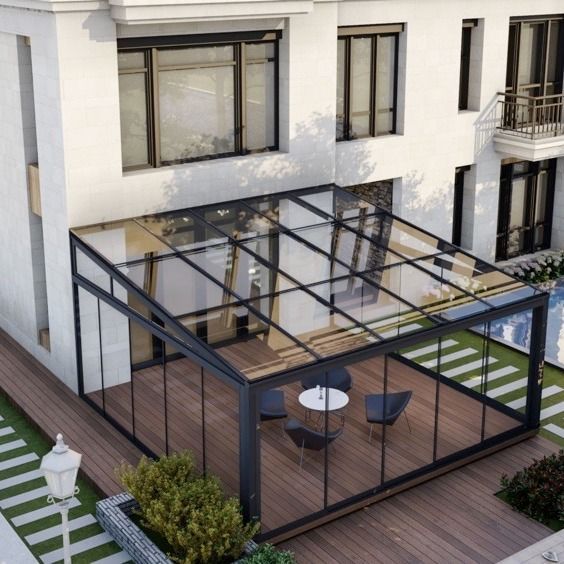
[506,385,563,410]
[0,468,42,491]
[92,551,132,564]
[40,532,115,564]
[0,439,26,454]
[442,357,498,379]
[402,339,458,360]
[544,423,564,439]
[486,378,527,398]
[462,366,521,389]
[12,497,80,527]
[422,348,477,369]
[0,426,15,438]
[0,485,50,509]
[0,453,39,472]
[25,514,97,545]
[540,401,564,421]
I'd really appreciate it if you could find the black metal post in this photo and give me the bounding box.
[239,385,260,524]
[526,300,548,428]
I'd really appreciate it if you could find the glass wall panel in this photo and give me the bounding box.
[247,195,329,229]
[260,378,324,532]
[203,370,239,496]
[99,298,134,436]
[159,48,236,161]
[517,22,544,93]
[325,360,382,506]
[78,287,104,412]
[383,352,434,481]
[246,43,275,150]
[376,35,396,134]
[75,247,112,294]
[350,38,372,138]
[298,186,378,220]
[164,344,205,471]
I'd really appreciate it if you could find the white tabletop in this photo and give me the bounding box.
[298,386,349,412]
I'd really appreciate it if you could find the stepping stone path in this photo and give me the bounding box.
[401,330,564,444]
[0,412,130,563]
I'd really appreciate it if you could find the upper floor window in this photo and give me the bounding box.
[117,31,279,170]
[458,20,477,110]
[336,24,403,141]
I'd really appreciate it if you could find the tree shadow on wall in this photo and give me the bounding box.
[155,112,380,213]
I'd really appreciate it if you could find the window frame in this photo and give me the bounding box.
[337,25,402,142]
[496,159,556,260]
[117,31,281,171]
[458,20,477,111]
[452,165,470,246]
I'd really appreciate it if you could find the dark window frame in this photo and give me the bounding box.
[337,25,402,141]
[117,31,281,171]
[452,165,471,246]
[496,159,556,260]
[458,20,477,111]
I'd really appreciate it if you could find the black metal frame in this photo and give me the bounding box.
[70,183,548,539]
[117,31,281,171]
[452,165,470,246]
[458,21,475,111]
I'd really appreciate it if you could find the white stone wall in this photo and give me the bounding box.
[1,0,564,389]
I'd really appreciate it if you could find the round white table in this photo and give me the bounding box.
[298,386,349,412]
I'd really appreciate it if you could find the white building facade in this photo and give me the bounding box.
[1,0,564,390]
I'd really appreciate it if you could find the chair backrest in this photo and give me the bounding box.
[285,419,343,451]
[387,391,412,416]
[301,368,352,392]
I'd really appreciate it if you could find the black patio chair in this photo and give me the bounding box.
[284,418,343,470]
[365,391,412,443]
[259,390,287,435]
[301,367,352,393]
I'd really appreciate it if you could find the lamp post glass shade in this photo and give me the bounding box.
[40,434,82,500]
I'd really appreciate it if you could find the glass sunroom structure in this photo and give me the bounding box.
[71,185,548,541]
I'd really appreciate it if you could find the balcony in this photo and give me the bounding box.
[493,92,564,161]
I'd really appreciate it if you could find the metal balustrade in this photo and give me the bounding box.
[497,92,564,139]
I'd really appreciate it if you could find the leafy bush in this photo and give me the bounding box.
[117,452,259,563]
[242,544,296,564]
[500,450,564,525]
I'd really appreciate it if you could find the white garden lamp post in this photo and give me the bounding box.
[40,434,82,564]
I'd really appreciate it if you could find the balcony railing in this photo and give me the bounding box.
[497,92,564,139]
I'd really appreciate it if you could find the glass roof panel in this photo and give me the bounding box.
[247,289,377,357]
[293,222,404,271]
[343,215,454,262]
[242,233,350,285]
[194,202,280,240]
[307,277,436,339]
[136,213,227,253]
[363,262,490,320]
[246,194,330,229]
[72,184,544,382]
[416,251,538,305]
[177,304,317,379]
[182,243,297,299]
[297,185,378,219]
[72,220,173,265]
[117,255,237,316]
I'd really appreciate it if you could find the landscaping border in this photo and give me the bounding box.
[96,493,259,564]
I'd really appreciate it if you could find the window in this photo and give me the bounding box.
[452,166,470,246]
[506,16,564,97]
[496,159,556,260]
[458,20,477,110]
[337,25,402,141]
[117,32,279,170]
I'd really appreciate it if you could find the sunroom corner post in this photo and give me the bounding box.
[239,384,261,525]
[526,298,549,429]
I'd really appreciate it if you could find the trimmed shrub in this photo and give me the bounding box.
[242,544,296,564]
[500,450,564,525]
[117,452,259,563]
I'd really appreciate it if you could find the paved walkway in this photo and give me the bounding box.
[0,511,37,564]
[498,528,564,563]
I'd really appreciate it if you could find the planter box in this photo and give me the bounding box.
[96,493,258,564]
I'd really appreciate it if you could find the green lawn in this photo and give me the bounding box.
[0,392,127,563]
[399,327,564,447]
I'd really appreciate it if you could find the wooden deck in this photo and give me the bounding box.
[0,328,557,563]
